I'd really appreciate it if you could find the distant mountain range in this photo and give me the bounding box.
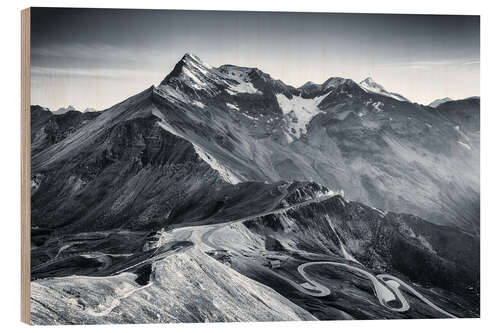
[30,53,480,323]
[53,105,76,115]
[52,105,99,114]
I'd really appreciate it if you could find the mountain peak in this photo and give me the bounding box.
[322,77,350,89]
[359,77,410,102]
[360,77,383,89]
[182,52,198,60]
[180,53,210,68]
[300,81,317,88]
[160,53,213,88]
[53,105,77,115]
[428,97,453,108]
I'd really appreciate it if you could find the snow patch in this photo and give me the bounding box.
[458,141,471,150]
[185,53,213,70]
[228,81,261,94]
[372,101,384,112]
[182,67,206,90]
[454,125,470,142]
[242,113,259,121]
[325,215,361,264]
[188,58,210,75]
[224,68,261,95]
[192,144,241,184]
[276,93,329,139]
[371,206,387,217]
[226,103,239,111]
[152,107,185,138]
[191,100,205,108]
[359,78,408,102]
[417,235,437,254]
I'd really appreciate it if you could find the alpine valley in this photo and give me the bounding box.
[30,54,480,324]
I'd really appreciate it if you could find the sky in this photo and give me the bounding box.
[30,8,480,110]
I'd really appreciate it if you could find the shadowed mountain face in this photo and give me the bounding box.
[30,53,479,324]
[31,106,101,155]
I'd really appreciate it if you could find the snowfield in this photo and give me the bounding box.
[359,77,409,102]
[276,93,329,140]
[223,67,262,95]
[181,66,207,90]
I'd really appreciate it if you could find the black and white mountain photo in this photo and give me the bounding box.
[29,8,480,324]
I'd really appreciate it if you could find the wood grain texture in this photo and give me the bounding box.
[21,7,31,325]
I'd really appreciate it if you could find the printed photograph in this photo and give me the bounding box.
[29,8,480,324]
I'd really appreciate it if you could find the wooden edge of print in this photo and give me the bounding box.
[21,7,31,325]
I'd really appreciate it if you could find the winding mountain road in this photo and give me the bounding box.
[160,193,458,318]
[293,259,456,317]
[297,262,408,312]
[377,274,457,318]
[194,195,457,318]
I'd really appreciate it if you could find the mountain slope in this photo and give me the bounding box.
[54,105,77,115]
[144,54,479,232]
[30,53,480,323]
[33,54,478,233]
[31,192,479,321]
[31,247,317,324]
[31,106,101,155]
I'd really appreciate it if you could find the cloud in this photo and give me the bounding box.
[31,43,169,69]
[31,66,161,81]
[375,59,480,70]
[461,60,480,66]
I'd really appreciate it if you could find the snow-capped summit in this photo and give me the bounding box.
[159,53,292,99]
[360,77,382,91]
[178,53,214,73]
[428,97,453,108]
[359,77,410,102]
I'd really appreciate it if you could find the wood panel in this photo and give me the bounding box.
[21,7,31,325]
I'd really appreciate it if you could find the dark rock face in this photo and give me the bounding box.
[31,113,225,234]
[31,106,101,154]
[435,97,480,133]
[31,89,227,235]
[134,54,481,233]
[242,195,479,317]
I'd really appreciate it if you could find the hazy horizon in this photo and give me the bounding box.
[31,8,480,110]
